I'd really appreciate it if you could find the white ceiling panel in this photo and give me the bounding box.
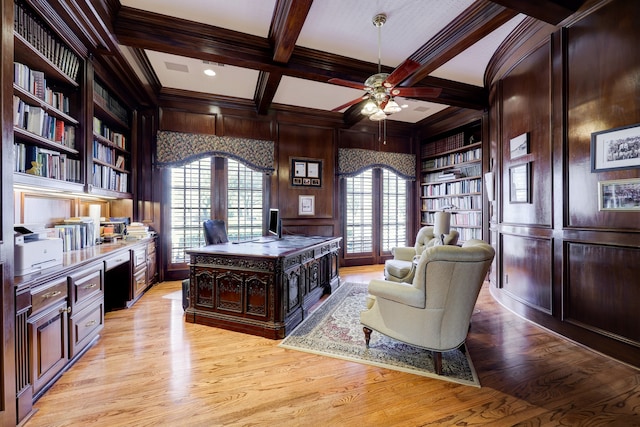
[273,76,365,111]
[145,50,260,99]
[120,0,277,37]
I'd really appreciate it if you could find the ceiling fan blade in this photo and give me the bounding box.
[332,96,366,112]
[391,86,443,98]
[328,78,366,90]
[383,59,421,88]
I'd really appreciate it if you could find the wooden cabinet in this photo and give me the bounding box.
[131,246,148,302]
[68,265,104,358]
[27,278,69,398]
[420,121,483,242]
[147,239,157,286]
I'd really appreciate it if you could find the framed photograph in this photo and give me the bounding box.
[598,178,640,211]
[294,161,306,177]
[509,163,530,203]
[290,158,322,187]
[298,195,315,215]
[591,123,640,172]
[510,133,529,159]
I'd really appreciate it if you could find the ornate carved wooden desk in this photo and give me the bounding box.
[185,236,341,339]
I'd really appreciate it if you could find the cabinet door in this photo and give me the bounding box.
[28,299,69,395]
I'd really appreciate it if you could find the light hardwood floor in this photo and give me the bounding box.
[25,266,640,426]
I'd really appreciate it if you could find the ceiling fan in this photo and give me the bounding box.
[329,13,442,120]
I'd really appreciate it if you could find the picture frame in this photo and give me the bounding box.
[298,195,315,215]
[509,163,530,203]
[591,123,640,172]
[509,133,529,159]
[290,158,322,187]
[598,178,640,211]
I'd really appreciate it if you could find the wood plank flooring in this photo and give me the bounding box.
[26,265,640,426]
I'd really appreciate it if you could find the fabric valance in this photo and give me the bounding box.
[156,130,275,173]
[337,148,416,180]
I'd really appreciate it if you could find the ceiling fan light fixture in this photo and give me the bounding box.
[383,98,402,114]
[369,109,387,121]
[361,98,378,115]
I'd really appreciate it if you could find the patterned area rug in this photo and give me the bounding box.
[279,282,480,387]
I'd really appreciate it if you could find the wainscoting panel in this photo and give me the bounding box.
[500,233,552,313]
[565,242,640,346]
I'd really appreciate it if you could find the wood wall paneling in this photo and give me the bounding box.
[501,41,553,227]
[566,0,640,229]
[221,115,273,141]
[501,233,552,313]
[277,123,335,221]
[160,109,216,135]
[566,242,640,346]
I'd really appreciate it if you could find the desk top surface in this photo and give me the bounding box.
[186,235,341,258]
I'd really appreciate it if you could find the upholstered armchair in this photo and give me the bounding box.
[361,239,495,375]
[384,226,459,283]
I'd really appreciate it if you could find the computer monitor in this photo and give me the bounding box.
[268,208,282,239]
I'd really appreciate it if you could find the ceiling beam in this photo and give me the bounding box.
[489,0,585,25]
[269,0,314,63]
[255,71,283,114]
[403,0,518,87]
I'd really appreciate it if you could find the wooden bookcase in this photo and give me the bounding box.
[91,79,132,197]
[12,0,83,192]
[420,121,482,242]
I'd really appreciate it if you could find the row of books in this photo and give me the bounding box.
[93,117,127,149]
[14,0,81,81]
[422,195,482,211]
[422,148,482,169]
[94,80,129,124]
[422,163,482,183]
[421,131,466,157]
[14,62,71,113]
[92,164,129,193]
[421,211,482,227]
[54,218,98,252]
[422,178,482,196]
[14,143,82,182]
[14,96,76,147]
[93,140,126,169]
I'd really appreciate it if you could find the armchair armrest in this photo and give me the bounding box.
[391,246,416,261]
[368,279,425,308]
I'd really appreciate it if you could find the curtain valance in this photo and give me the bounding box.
[337,148,416,180]
[156,130,275,173]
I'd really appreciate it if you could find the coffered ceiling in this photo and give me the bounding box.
[112,0,583,125]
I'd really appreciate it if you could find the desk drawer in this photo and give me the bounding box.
[104,253,129,271]
[132,248,146,270]
[69,266,104,310]
[31,278,68,314]
[69,296,104,358]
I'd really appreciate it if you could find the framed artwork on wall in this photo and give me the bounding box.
[509,163,530,203]
[291,158,322,187]
[509,132,529,159]
[591,123,640,172]
[598,178,640,211]
[298,195,315,215]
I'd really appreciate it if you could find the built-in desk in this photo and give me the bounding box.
[185,235,342,339]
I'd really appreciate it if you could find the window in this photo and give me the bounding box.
[344,168,409,263]
[381,169,407,252]
[226,159,263,241]
[169,157,211,264]
[169,157,263,265]
[345,169,373,254]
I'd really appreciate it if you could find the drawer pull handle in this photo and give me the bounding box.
[82,283,99,290]
[85,320,97,327]
[43,290,62,299]
[59,307,71,314]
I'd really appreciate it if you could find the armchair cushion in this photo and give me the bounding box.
[368,278,425,308]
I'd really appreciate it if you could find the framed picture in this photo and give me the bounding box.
[291,158,322,187]
[591,123,640,172]
[298,195,315,215]
[598,178,640,211]
[509,163,530,203]
[509,133,529,159]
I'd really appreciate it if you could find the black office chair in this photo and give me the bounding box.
[203,219,228,245]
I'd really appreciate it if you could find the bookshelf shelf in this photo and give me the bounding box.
[420,121,483,242]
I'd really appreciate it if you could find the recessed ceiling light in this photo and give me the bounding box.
[204,69,216,76]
